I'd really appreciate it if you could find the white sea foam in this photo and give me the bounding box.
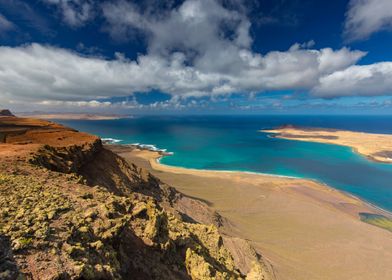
[102,138,123,144]
[130,143,173,154]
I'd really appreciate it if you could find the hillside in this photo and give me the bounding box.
[0,116,270,280]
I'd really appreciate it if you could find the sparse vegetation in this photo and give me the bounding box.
[359,213,392,232]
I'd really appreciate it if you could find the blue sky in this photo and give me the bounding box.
[1,0,392,114]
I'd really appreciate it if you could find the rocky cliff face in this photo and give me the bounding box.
[28,138,103,174]
[0,117,270,280]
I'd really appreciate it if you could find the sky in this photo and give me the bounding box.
[1,0,392,115]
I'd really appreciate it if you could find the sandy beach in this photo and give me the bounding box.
[109,145,392,280]
[263,126,392,163]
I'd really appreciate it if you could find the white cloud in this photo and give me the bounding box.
[313,62,392,97]
[38,100,112,108]
[2,0,391,112]
[0,13,15,32]
[0,43,366,105]
[35,96,202,111]
[344,0,392,41]
[289,40,315,51]
[43,0,94,27]
[102,0,253,73]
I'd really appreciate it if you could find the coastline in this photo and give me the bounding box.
[159,148,392,218]
[125,143,392,217]
[157,156,300,179]
[108,143,392,280]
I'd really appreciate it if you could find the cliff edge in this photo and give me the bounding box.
[0,117,271,280]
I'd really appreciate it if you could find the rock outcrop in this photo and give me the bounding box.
[0,117,271,279]
[29,139,103,174]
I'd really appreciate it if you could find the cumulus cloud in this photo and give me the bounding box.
[0,43,366,105]
[38,100,112,108]
[35,96,204,112]
[43,0,94,27]
[344,0,392,41]
[1,0,390,111]
[102,0,253,72]
[313,62,392,97]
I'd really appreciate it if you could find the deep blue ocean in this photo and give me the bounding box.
[57,115,392,212]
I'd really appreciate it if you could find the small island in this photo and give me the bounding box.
[263,126,392,163]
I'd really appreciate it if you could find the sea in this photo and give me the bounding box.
[56,115,392,212]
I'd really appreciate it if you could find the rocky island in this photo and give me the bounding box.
[0,114,271,279]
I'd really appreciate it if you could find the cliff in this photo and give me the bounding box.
[0,117,270,280]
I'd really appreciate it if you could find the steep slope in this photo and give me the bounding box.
[0,117,270,280]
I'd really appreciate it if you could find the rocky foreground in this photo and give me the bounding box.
[0,116,270,280]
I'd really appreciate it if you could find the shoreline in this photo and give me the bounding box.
[122,143,392,218]
[156,152,392,219]
[157,155,300,179]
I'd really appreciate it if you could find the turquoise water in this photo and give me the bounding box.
[57,115,392,212]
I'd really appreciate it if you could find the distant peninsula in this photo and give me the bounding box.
[17,112,132,120]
